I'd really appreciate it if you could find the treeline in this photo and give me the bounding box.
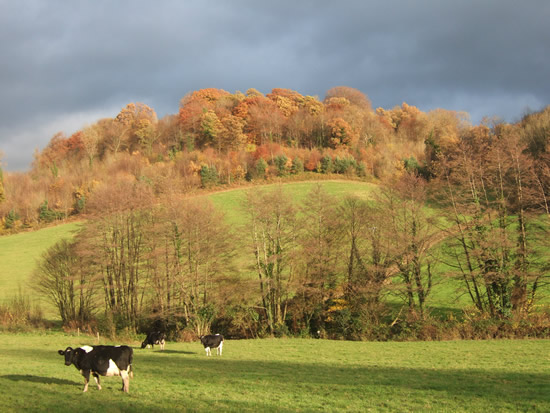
[35,164,549,340]
[3,86,548,232]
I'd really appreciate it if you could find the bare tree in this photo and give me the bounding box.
[244,185,297,334]
[153,197,235,336]
[293,184,343,333]
[35,239,97,326]
[377,173,438,318]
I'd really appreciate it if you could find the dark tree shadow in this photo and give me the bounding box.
[143,349,196,355]
[2,374,77,386]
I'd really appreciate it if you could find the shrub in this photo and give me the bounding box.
[38,200,65,223]
[200,165,219,188]
[333,156,356,174]
[255,158,268,179]
[274,154,289,176]
[0,292,46,330]
[291,157,304,174]
[4,209,20,229]
[320,155,333,174]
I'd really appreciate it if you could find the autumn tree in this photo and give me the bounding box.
[327,117,357,148]
[324,86,372,111]
[80,180,155,331]
[152,198,235,336]
[377,173,438,317]
[338,194,393,332]
[114,102,158,153]
[81,124,101,166]
[292,184,343,333]
[520,105,550,214]
[179,89,233,150]
[435,122,545,318]
[243,96,285,146]
[244,186,297,334]
[35,239,97,326]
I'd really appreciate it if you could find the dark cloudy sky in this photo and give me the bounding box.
[1,0,548,171]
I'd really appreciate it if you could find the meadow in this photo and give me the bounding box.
[0,331,548,412]
[0,222,81,306]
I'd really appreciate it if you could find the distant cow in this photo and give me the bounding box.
[141,331,166,350]
[58,345,133,393]
[200,334,224,356]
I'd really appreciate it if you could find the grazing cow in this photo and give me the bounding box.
[58,345,133,393]
[141,331,166,350]
[200,334,224,356]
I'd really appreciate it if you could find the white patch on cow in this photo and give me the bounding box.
[93,375,102,390]
[105,359,121,377]
[80,345,93,353]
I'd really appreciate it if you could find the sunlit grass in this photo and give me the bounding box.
[207,179,378,226]
[0,222,82,305]
[0,332,548,412]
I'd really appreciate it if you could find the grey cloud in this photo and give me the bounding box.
[0,0,548,170]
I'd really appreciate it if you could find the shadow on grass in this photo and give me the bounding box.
[4,346,550,410]
[152,349,196,355]
[153,358,550,406]
[2,374,77,386]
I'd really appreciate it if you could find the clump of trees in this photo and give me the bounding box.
[1,86,476,232]
[35,170,550,340]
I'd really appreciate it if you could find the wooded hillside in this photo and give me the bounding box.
[1,86,549,340]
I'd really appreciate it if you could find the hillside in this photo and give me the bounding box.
[1,177,548,340]
[0,222,81,303]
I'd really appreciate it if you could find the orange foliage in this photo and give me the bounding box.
[305,149,322,171]
[327,118,357,148]
[324,86,372,110]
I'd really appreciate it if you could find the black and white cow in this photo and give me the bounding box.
[58,345,133,393]
[200,334,224,356]
[141,331,166,350]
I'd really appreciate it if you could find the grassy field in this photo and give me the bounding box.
[0,222,82,304]
[0,331,548,412]
[207,179,378,225]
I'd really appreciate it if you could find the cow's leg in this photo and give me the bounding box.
[160,340,165,351]
[217,342,223,356]
[92,372,102,390]
[121,370,130,393]
[205,347,210,356]
[82,370,91,392]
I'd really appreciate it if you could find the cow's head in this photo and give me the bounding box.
[58,347,75,366]
[140,341,147,349]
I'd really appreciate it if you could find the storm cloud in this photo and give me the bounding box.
[0,0,548,170]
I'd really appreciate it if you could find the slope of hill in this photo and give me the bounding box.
[0,222,82,305]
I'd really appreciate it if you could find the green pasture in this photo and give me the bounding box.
[0,222,82,304]
[207,179,378,225]
[0,332,548,412]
